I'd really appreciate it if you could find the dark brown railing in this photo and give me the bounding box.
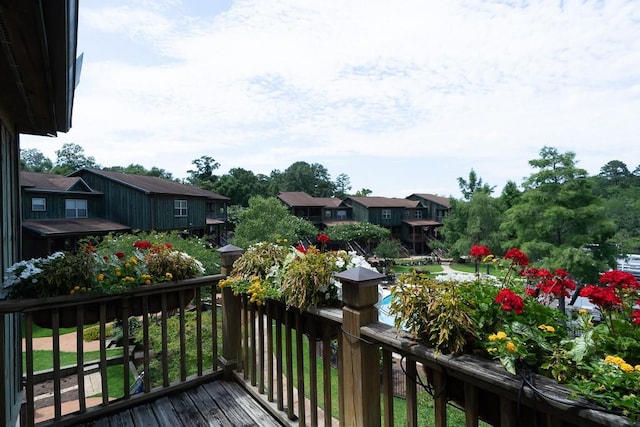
[228,271,636,427]
[2,266,636,427]
[0,275,224,427]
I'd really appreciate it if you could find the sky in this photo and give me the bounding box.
[20,0,640,198]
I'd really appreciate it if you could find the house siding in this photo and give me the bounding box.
[75,171,209,232]
[22,191,103,220]
[1,120,22,427]
[76,172,153,229]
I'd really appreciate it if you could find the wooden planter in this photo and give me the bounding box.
[0,277,213,329]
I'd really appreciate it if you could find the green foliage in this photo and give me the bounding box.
[231,196,317,248]
[83,323,115,341]
[373,239,404,259]
[51,142,98,175]
[20,148,53,172]
[136,311,216,386]
[326,222,390,242]
[389,272,476,355]
[501,146,616,277]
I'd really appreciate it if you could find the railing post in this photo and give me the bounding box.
[218,245,244,380]
[335,267,386,427]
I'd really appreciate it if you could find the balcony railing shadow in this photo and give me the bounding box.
[1,263,637,426]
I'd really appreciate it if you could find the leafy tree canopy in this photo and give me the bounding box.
[51,143,98,175]
[20,148,53,172]
[231,196,317,248]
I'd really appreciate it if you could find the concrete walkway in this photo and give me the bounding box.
[24,330,105,422]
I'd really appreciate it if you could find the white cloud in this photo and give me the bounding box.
[21,0,640,198]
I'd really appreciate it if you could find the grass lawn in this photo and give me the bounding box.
[24,349,124,372]
[450,263,497,275]
[22,323,79,338]
[390,264,444,275]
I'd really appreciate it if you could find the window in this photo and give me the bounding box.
[404,210,410,218]
[382,209,391,220]
[32,197,46,212]
[66,199,87,218]
[337,210,347,220]
[414,210,423,219]
[174,199,188,217]
[325,210,332,219]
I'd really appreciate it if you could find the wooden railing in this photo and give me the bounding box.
[0,275,224,427]
[3,265,636,427]
[228,271,636,427]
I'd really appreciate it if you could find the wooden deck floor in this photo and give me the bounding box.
[76,380,284,427]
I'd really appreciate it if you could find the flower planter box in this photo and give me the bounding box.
[0,277,215,329]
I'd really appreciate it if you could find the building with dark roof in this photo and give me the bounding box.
[20,171,130,258]
[70,168,228,239]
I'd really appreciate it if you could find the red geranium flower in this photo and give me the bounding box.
[580,285,623,309]
[317,234,330,244]
[295,245,307,254]
[631,310,640,326]
[504,248,529,266]
[134,240,152,250]
[536,268,576,298]
[599,270,640,290]
[495,289,525,315]
[114,252,125,259]
[470,245,491,260]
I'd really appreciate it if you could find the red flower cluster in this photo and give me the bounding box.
[535,268,576,298]
[579,285,622,310]
[503,248,529,266]
[316,234,330,244]
[495,289,525,315]
[295,245,307,254]
[599,270,640,290]
[631,309,640,326]
[114,252,125,259]
[470,245,491,260]
[134,240,152,250]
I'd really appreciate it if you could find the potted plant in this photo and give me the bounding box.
[1,231,215,327]
[387,247,640,421]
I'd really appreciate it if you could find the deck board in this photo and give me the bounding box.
[77,380,283,427]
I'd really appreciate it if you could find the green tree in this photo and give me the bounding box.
[103,164,174,180]
[20,148,52,172]
[279,161,335,197]
[441,193,503,259]
[231,196,317,248]
[51,143,98,175]
[353,188,372,197]
[334,173,352,199]
[501,146,616,282]
[187,155,219,189]
[325,222,390,254]
[374,239,404,259]
[212,168,269,206]
[457,169,494,200]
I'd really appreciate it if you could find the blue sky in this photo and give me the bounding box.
[21,0,640,198]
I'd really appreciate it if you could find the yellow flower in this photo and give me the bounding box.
[538,324,555,333]
[578,308,588,315]
[496,331,507,340]
[488,334,497,341]
[98,273,105,281]
[506,342,516,353]
[635,365,640,372]
[620,363,634,373]
[165,272,173,279]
